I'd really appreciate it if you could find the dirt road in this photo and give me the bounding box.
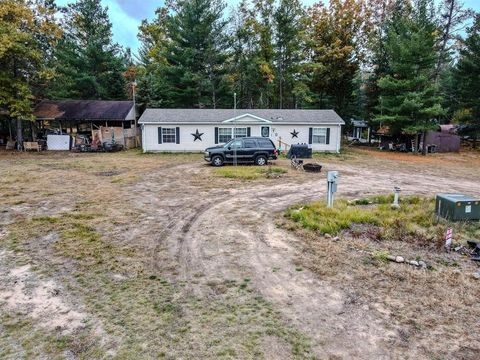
[125,151,480,358]
[1,149,479,358]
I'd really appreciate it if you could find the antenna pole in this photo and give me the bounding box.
[234,92,237,167]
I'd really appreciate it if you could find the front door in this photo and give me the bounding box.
[261,126,270,138]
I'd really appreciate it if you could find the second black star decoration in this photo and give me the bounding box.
[191,129,204,141]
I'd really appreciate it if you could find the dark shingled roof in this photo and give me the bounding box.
[138,109,345,125]
[34,100,134,121]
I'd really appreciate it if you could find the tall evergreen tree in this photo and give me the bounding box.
[136,7,171,109]
[252,0,276,108]
[48,0,127,100]
[453,14,480,147]
[161,0,229,108]
[364,0,395,130]
[435,0,472,84]
[229,0,262,108]
[376,0,444,154]
[274,0,306,109]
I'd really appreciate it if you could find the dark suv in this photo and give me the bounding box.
[204,137,278,166]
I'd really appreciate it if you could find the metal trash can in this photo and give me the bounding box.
[287,144,312,159]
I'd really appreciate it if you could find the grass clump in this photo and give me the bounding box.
[371,250,390,262]
[286,200,381,235]
[286,196,478,247]
[214,166,287,180]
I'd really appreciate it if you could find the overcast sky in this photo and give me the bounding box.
[56,0,480,55]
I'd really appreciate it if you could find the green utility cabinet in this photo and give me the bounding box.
[435,193,480,221]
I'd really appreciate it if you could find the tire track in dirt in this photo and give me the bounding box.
[129,160,480,359]
[171,181,394,358]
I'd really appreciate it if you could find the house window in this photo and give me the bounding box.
[218,127,247,143]
[312,128,327,144]
[218,128,232,143]
[234,128,247,138]
[162,128,176,143]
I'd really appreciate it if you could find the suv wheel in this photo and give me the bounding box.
[255,155,267,166]
[211,155,224,167]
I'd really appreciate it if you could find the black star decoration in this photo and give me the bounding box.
[290,129,299,138]
[191,129,204,141]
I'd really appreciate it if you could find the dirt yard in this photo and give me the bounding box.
[0,148,479,359]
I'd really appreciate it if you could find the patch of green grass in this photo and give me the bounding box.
[311,147,356,161]
[214,166,288,180]
[286,201,381,235]
[286,196,478,246]
[371,250,390,262]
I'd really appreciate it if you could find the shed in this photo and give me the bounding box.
[347,119,370,143]
[423,125,460,153]
[34,100,138,149]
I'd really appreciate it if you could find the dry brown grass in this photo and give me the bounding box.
[0,150,313,359]
[1,148,479,359]
[280,200,480,359]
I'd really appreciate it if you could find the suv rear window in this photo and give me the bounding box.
[243,139,257,148]
[257,138,274,148]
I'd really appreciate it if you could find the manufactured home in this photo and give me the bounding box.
[139,109,344,153]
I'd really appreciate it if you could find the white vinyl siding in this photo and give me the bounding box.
[142,124,341,153]
[312,128,327,144]
[162,128,176,143]
[218,127,247,143]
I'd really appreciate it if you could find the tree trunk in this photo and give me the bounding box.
[435,0,455,86]
[16,119,23,151]
[8,119,13,140]
[279,57,283,109]
[413,134,419,154]
[31,121,36,141]
[421,131,427,156]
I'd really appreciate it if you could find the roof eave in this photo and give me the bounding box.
[138,121,344,125]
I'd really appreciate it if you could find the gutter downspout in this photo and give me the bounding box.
[336,125,341,153]
[142,124,146,153]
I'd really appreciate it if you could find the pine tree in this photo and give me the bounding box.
[274,0,306,109]
[453,14,480,147]
[136,7,171,109]
[375,0,444,154]
[229,0,260,108]
[364,0,395,131]
[435,0,472,84]
[252,0,276,108]
[160,0,229,108]
[48,0,127,100]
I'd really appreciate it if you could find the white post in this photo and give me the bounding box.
[392,187,401,208]
[132,81,137,147]
[233,92,237,167]
[327,171,338,208]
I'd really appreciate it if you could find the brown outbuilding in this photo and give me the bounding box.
[34,100,138,150]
